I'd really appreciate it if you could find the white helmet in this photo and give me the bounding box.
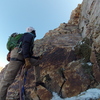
[26,27,35,32]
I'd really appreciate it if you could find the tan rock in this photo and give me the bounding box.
[3,0,100,99]
[36,85,52,100]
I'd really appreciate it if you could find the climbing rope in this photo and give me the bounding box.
[19,67,28,100]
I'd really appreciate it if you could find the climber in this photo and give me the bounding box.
[0,27,42,100]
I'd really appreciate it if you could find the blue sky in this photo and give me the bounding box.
[0,0,83,67]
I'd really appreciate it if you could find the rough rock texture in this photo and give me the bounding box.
[68,4,81,25]
[1,0,100,99]
[79,0,100,89]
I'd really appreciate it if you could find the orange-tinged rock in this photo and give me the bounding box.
[36,85,52,100]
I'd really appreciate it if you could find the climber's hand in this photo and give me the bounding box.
[25,58,31,69]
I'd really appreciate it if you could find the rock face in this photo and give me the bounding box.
[79,0,100,88]
[1,0,100,99]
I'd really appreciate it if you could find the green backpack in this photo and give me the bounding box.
[7,33,23,51]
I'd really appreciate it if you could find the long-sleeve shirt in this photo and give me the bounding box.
[19,32,35,58]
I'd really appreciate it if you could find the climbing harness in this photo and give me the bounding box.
[10,58,24,62]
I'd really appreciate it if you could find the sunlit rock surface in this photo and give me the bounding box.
[1,0,100,99]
